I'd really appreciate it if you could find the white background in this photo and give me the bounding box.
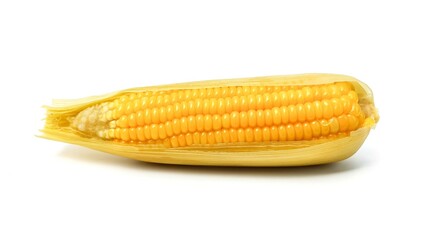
[1,0,434,239]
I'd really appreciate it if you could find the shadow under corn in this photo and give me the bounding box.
[58,145,374,178]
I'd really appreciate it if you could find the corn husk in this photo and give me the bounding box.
[40,73,378,166]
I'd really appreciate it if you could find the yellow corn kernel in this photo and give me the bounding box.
[41,74,378,166]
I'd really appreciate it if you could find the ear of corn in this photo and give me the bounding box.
[40,73,378,166]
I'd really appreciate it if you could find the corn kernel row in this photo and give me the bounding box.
[111,83,352,119]
[101,114,360,143]
[114,96,360,131]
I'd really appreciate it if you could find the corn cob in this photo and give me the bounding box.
[40,74,378,166]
